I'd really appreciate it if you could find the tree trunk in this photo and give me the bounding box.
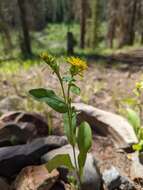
[80,0,87,49]
[89,0,100,48]
[17,0,32,57]
[67,31,75,55]
[0,4,12,53]
[128,0,138,45]
[107,0,119,48]
[119,0,138,47]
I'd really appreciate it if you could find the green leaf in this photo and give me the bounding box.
[77,122,92,178]
[122,98,137,106]
[29,88,68,113]
[138,128,143,141]
[132,140,143,152]
[46,154,74,172]
[78,152,86,177]
[62,76,75,83]
[70,84,81,95]
[126,108,140,135]
[77,122,92,154]
[63,112,77,146]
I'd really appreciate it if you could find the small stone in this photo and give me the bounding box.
[13,165,59,190]
[102,166,121,190]
[130,152,143,181]
[102,166,135,190]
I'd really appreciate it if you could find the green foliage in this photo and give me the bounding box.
[125,108,140,135]
[77,122,92,154]
[70,84,81,95]
[122,80,143,153]
[132,140,143,152]
[63,112,77,146]
[29,88,68,113]
[29,53,92,190]
[46,154,74,172]
[77,122,92,176]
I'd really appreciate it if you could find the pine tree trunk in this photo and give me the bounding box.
[80,0,87,49]
[17,0,32,57]
[90,0,100,48]
[107,0,119,48]
[119,0,138,47]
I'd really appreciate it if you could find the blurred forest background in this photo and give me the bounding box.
[0,0,143,59]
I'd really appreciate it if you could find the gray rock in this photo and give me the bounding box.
[102,166,135,190]
[0,96,25,114]
[0,177,10,190]
[0,136,67,177]
[0,123,32,147]
[0,111,49,146]
[12,165,59,190]
[41,144,102,190]
[73,103,138,148]
[130,152,143,181]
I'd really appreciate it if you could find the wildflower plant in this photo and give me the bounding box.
[120,80,143,152]
[29,53,92,189]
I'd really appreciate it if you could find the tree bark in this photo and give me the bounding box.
[107,0,119,48]
[80,0,87,49]
[90,0,100,48]
[17,0,32,57]
[119,0,138,47]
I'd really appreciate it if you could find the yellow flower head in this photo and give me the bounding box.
[40,52,55,64]
[67,57,87,76]
[40,52,59,73]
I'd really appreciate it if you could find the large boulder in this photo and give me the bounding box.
[0,111,49,146]
[41,144,102,190]
[0,136,67,177]
[12,165,59,190]
[73,103,138,148]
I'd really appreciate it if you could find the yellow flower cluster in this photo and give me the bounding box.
[40,52,59,74]
[40,52,55,64]
[40,52,49,60]
[67,57,87,71]
[136,81,143,90]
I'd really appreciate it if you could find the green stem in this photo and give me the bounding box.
[58,75,67,103]
[68,85,82,190]
[72,145,82,190]
[57,73,82,190]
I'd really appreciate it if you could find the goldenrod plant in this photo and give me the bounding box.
[29,53,92,190]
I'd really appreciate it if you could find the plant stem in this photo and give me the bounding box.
[57,73,82,190]
[72,145,82,190]
[58,75,67,103]
[67,85,82,190]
